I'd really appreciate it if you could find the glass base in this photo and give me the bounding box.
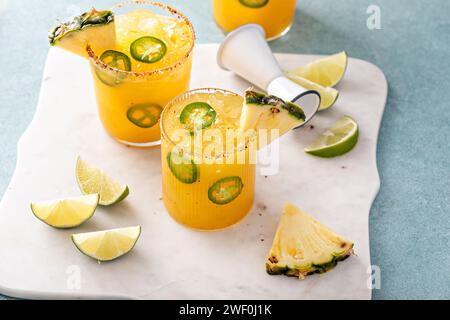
[266,22,293,42]
[163,198,255,231]
[117,138,161,148]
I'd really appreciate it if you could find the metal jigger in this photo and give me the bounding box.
[217,24,321,126]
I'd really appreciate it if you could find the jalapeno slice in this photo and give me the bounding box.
[126,103,163,128]
[167,150,198,184]
[100,50,132,70]
[239,0,270,8]
[96,50,132,86]
[130,36,167,64]
[180,102,217,134]
[208,176,244,205]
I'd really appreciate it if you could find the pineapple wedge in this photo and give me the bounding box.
[266,203,354,279]
[48,8,116,57]
[240,90,306,148]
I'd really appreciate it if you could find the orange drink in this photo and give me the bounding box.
[161,88,256,230]
[212,0,296,40]
[87,1,195,147]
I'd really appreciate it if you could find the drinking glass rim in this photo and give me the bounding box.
[86,0,195,78]
[160,87,245,148]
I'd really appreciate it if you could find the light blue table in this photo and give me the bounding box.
[0,0,449,300]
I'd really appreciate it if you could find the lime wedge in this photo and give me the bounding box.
[76,157,129,206]
[286,74,339,111]
[71,226,141,262]
[305,116,359,158]
[31,194,99,229]
[286,52,348,87]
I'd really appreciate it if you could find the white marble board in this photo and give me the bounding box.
[0,44,387,299]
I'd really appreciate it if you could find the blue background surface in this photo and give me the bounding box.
[0,0,449,300]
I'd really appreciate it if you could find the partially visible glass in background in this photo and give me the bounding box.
[212,0,296,41]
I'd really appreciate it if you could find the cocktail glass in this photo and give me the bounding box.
[87,1,195,147]
[212,0,296,41]
[161,88,256,230]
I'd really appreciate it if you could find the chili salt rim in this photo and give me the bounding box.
[86,0,195,78]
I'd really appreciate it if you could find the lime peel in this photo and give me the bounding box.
[305,116,359,158]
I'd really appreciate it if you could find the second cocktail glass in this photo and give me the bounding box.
[161,88,256,230]
[87,1,195,147]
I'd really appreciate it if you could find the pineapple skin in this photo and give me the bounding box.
[266,248,353,279]
[245,90,306,121]
[49,9,114,45]
[48,9,116,57]
[266,203,354,279]
[240,90,306,149]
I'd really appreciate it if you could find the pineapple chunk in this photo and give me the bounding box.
[240,90,305,149]
[266,203,354,279]
[48,8,116,57]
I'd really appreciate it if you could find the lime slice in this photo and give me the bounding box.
[286,52,348,88]
[286,74,339,111]
[208,176,243,205]
[127,103,163,128]
[180,102,217,133]
[239,0,270,8]
[31,194,99,229]
[130,36,167,64]
[305,116,359,158]
[71,226,141,262]
[76,157,129,206]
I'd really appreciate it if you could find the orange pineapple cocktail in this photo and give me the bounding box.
[49,1,195,147]
[212,0,296,41]
[88,2,194,147]
[161,89,256,230]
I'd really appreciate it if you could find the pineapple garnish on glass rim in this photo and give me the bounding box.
[239,89,306,149]
[266,203,354,279]
[48,8,116,57]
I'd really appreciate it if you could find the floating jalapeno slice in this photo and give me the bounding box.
[126,103,163,128]
[180,102,217,134]
[167,149,198,184]
[239,0,270,9]
[130,36,167,64]
[208,176,244,205]
[96,50,131,86]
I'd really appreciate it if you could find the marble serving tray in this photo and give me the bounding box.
[0,44,387,299]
